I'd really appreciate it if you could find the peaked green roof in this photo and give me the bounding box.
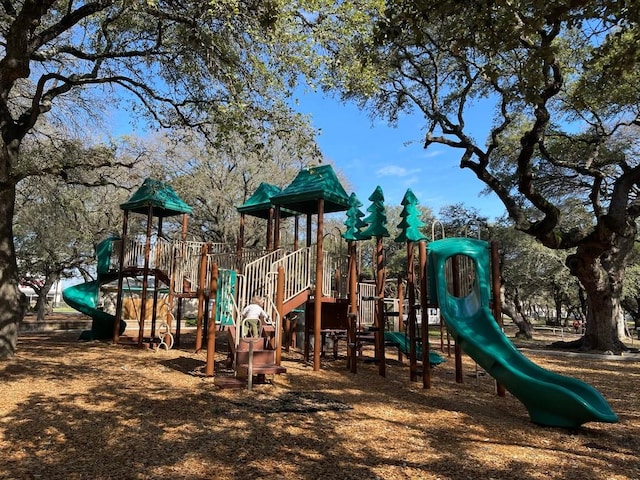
[236,183,297,219]
[120,178,192,217]
[271,165,350,214]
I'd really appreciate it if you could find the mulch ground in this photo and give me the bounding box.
[1,318,639,480]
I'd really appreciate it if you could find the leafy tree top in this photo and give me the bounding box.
[316,1,640,248]
[0,1,335,183]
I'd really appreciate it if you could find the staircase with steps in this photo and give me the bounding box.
[221,324,286,389]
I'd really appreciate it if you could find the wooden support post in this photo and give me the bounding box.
[236,213,245,258]
[375,236,386,377]
[274,207,281,250]
[113,211,129,343]
[348,241,358,374]
[397,277,404,333]
[175,297,182,348]
[181,214,188,241]
[304,307,311,362]
[194,243,208,353]
[419,241,431,389]
[151,275,159,340]
[167,247,178,337]
[407,241,417,382]
[313,199,324,371]
[275,265,285,365]
[267,207,274,251]
[452,255,463,383]
[138,205,154,349]
[491,240,506,397]
[205,263,218,377]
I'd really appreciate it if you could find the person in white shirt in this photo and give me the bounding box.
[241,296,270,337]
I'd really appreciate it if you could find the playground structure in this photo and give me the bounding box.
[62,171,618,426]
[63,168,389,384]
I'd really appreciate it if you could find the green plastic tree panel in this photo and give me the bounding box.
[343,192,368,241]
[360,186,389,239]
[395,188,428,243]
[215,269,237,326]
[428,237,618,428]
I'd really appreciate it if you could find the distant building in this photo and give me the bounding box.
[19,281,63,308]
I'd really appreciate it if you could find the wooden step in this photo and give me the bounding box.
[236,349,276,366]
[250,364,287,375]
[215,377,247,389]
[236,363,287,376]
[236,338,269,351]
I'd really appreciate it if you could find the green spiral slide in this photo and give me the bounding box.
[63,280,126,340]
[428,238,618,428]
[63,237,126,340]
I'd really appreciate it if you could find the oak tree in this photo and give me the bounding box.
[321,1,640,353]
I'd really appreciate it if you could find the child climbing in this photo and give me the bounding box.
[241,296,270,337]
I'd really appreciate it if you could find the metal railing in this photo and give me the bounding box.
[240,249,286,307]
[172,241,208,294]
[267,247,314,304]
[112,237,349,333]
[113,237,175,273]
[358,282,377,328]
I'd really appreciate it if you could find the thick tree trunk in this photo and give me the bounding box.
[581,287,625,353]
[620,297,640,330]
[552,283,563,326]
[34,274,58,322]
[0,182,27,359]
[566,239,631,354]
[501,286,532,338]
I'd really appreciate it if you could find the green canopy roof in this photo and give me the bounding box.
[236,182,297,219]
[271,165,350,214]
[120,178,192,217]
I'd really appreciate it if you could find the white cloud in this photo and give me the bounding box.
[423,149,445,158]
[376,165,421,177]
[403,177,419,187]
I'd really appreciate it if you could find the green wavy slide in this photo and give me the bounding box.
[428,238,618,428]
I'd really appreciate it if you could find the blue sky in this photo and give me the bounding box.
[295,91,507,221]
[107,87,506,221]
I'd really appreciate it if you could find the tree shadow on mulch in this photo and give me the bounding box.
[159,356,206,375]
[159,355,237,377]
[227,391,353,414]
